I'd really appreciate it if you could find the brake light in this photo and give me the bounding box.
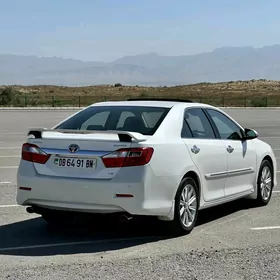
[21,143,50,164]
[102,147,154,168]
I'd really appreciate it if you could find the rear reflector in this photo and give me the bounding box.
[21,143,50,164]
[116,194,134,198]
[102,147,154,168]
[19,187,32,191]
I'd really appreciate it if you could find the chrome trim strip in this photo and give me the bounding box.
[41,148,110,157]
[205,167,254,180]
[227,167,254,176]
[205,171,227,180]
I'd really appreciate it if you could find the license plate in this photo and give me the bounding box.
[54,157,96,169]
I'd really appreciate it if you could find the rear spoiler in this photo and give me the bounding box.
[27,128,147,143]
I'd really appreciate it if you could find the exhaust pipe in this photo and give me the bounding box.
[26,206,34,214]
[119,214,133,223]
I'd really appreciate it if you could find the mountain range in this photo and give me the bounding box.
[1,45,280,86]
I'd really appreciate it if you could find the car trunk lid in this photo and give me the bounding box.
[25,128,147,180]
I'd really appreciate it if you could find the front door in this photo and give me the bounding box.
[205,109,257,197]
[181,108,227,202]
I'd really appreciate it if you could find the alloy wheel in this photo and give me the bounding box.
[179,184,197,227]
[260,166,272,201]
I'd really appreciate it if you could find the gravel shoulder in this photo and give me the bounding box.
[1,244,280,280]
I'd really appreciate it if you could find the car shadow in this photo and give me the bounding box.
[0,215,166,257]
[0,198,261,257]
[196,197,260,227]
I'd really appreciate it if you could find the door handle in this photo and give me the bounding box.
[191,145,200,154]
[227,145,234,153]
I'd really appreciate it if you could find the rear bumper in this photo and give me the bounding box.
[16,161,179,219]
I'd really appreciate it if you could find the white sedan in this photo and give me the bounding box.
[16,99,277,235]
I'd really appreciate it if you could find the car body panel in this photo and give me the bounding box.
[252,138,277,189]
[17,149,187,218]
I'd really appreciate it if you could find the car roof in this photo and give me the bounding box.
[90,99,215,109]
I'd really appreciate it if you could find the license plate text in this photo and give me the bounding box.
[54,157,96,169]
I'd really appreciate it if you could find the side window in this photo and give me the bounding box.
[206,109,243,140]
[181,119,193,138]
[185,108,216,139]
[117,111,136,128]
[142,112,162,128]
[80,111,110,130]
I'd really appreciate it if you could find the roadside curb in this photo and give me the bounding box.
[0,106,280,110]
[0,107,82,110]
[220,107,280,109]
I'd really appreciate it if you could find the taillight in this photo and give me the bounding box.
[21,143,50,164]
[102,147,154,168]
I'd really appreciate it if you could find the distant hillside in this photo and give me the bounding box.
[1,45,280,86]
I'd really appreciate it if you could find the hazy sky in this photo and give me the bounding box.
[1,0,279,62]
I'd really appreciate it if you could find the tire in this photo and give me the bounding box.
[167,177,200,236]
[255,159,274,206]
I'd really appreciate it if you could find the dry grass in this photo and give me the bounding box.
[1,79,280,107]
[4,79,280,98]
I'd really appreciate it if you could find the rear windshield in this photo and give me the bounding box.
[55,106,170,135]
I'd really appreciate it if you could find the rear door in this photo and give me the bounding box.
[181,108,227,202]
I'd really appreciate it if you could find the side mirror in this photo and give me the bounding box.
[244,128,258,140]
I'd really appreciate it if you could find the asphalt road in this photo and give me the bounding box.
[0,108,280,280]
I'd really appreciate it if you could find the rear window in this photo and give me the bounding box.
[55,106,170,135]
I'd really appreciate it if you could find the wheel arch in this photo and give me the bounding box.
[257,154,275,184]
[181,170,201,201]
[245,153,276,201]
[263,155,274,173]
[251,154,275,205]
[261,155,275,186]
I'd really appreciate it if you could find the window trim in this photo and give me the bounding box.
[181,107,218,140]
[203,108,246,141]
[181,117,194,138]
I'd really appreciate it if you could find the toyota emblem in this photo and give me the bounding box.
[68,144,80,153]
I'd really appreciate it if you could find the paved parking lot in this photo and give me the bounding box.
[0,108,280,280]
